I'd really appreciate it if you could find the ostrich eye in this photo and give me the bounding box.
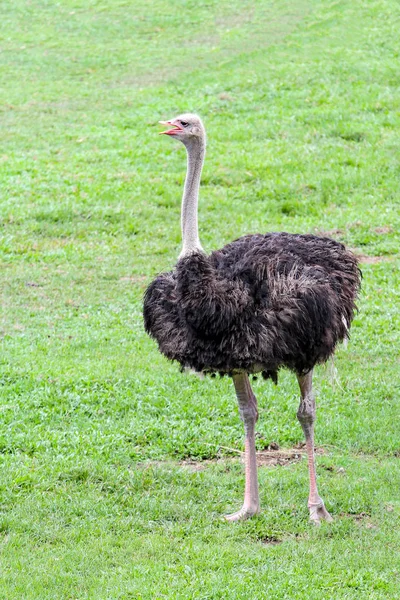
[180,121,189,127]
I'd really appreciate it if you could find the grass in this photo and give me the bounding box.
[1,0,400,597]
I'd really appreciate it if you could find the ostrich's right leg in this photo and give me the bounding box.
[225,372,260,521]
[297,370,333,525]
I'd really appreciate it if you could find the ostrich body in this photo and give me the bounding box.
[144,114,361,523]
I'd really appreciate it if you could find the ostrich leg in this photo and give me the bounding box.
[225,373,260,521]
[297,370,333,525]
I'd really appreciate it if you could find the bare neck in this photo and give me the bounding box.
[179,137,205,259]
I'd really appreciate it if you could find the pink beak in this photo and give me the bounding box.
[159,120,183,136]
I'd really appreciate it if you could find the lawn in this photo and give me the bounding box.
[1,0,400,597]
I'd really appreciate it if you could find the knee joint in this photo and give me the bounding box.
[239,400,258,424]
[297,394,315,426]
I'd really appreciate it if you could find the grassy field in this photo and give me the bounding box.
[1,0,400,597]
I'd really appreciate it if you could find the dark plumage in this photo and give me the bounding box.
[144,232,360,378]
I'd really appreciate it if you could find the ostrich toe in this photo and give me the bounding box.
[309,501,333,525]
[224,505,260,522]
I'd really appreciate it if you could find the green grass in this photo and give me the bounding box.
[1,0,400,597]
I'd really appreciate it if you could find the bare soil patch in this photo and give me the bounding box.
[178,444,326,470]
[256,448,303,467]
[315,228,344,238]
[260,535,282,545]
[354,253,394,264]
[342,511,378,529]
[374,226,393,234]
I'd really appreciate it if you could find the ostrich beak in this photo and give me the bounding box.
[159,120,183,136]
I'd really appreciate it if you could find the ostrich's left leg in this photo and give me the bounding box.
[225,372,260,521]
[297,370,333,525]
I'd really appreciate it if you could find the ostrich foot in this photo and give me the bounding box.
[224,505,260,522]
[309,500,333,525]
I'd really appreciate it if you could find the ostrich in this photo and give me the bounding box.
[143,114,361,524]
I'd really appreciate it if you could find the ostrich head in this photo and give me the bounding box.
[159,114,206,148]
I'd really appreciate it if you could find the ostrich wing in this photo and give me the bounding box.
[175,252,253,337]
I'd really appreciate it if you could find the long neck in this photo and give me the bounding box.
[179,138,205,259]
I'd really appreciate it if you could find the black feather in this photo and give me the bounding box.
[143,232,361,377]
